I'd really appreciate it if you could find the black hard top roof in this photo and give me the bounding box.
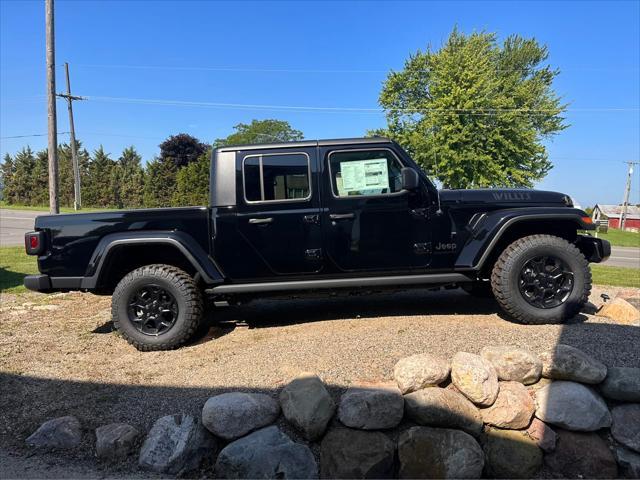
[214,137,393,153]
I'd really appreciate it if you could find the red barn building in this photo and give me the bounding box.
[592,204,640,230]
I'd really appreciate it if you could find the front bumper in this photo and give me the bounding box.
[575,235,611,263]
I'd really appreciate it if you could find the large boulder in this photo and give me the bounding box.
[525,418,557,453]
[483,427,543,478]
[544,429,618,478]
[338,383,403,430]
[480,381,535,429]
[95,423,139,459]
[202,392,280,440]
[611,404,640,453]
[534,381,611,431]
[480,346,542,385]
[597,297,640,325]
[279,373,336,441]
[404,387,483,436]
[539,344,607,384]
[398,426,484,479]
[26,416,82,449]
[214,425,317,479]
[600,367,640,402]
[320,428,394,479]
[139,414,216,475]
[393,353,450,394]
[451,352,499,406]
[615,447,640,479]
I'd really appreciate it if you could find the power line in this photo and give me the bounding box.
[1,132,70,139]
[67,62,640,74]
[84,95,640,115]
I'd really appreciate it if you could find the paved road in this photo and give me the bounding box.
[604,245,640,268]
[0,209,40,247]
[1,208,639,268]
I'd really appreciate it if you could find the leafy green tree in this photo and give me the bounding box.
[112,146,145,208]
[159,133,209,168]
[84,146,116,207]
[215,119,304,147]
[375,29,567,188]
[173,150,211,206]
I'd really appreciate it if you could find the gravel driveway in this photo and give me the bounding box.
[1,285,638,477]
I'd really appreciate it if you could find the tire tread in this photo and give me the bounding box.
[111,264,203,351]
[490,234,591,324]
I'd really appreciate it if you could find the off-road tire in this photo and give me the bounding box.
[112,264,203,351]
[491,235,591,324]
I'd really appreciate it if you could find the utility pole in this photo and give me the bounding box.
[619,161,639,230]
[45,0,59,214]
[57,63,85,210]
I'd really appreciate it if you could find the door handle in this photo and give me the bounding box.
[329,213,355,220]
[248,217,273,225]
[303,214,320,225]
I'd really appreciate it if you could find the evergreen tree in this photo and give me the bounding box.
[173,150,211,206]
[0,154,16,203]
[376,29,567,188]
[143,158,177,207]
[11,147,37,204]
[31,149,50,206]
[113,146,145,208]
[84,146,116,207]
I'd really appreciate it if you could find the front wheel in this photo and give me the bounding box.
[112,264,203,351]
[491,235,591,324]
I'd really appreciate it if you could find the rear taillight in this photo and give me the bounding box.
[25,231,44,255]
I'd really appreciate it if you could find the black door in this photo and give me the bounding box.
[235,147,323,276]
[321,146,432,273]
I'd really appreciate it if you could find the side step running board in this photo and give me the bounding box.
[208,273,473,295]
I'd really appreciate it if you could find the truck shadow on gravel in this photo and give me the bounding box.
[192,288,592,343]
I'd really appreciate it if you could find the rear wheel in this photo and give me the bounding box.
[491,235,591,324]
[112,264,203,351]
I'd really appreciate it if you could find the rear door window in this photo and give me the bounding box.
[243,153,311,203]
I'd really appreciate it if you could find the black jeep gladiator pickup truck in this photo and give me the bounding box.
[24,137,610,351]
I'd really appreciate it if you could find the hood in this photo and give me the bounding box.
[439,189,573,208]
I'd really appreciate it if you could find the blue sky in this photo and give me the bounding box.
[1,0,638,207]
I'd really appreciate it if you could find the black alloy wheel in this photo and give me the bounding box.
[518,255,574,309]
[128,285,179,335]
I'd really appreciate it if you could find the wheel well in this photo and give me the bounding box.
[478,219,580,279]
[95,244,199,294]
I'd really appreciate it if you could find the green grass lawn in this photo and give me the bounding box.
[591,264,640,288]
[593,228,640,248]
[0,246,38,294]
[0,201,112,214]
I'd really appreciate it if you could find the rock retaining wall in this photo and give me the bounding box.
[26,343,640,478]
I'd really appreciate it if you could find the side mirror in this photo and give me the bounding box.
[401,167,419,191]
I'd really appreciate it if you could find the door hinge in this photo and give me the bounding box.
[305,248,323,260]
[414,242,431,255]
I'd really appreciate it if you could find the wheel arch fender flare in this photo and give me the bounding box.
[80,231,224,289]
[455,208,595,270]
